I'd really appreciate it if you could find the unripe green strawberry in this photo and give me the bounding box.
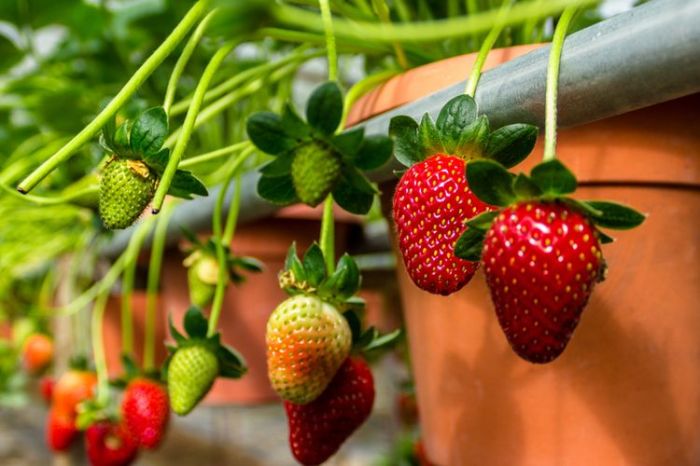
[167,344,219,416]
[291,142,340,207]
[99,157,157,230]
[266,295,351,404]
[187,255,219,308]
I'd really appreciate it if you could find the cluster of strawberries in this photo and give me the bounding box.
[391,95,644,363]
[44,361,169,466]
[265,244,399,465]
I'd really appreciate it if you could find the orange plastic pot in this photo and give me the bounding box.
[351,48,700,466]
[161,206,357,405]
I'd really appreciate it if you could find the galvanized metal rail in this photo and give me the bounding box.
[102,0,700,257]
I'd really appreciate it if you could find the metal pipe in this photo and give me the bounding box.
[102,0,700,257]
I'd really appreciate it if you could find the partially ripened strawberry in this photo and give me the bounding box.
[99,157,157,230]
[290,141,340,207]
[22,333,53,375]
[121,378,169,449]
[285,357,374,465]
[267,295,352,404]
[393,154,489,295]
[53,369,97,418]
[46,407,78,452]
[167,344,219,416]
[85,421,138,466]
[482,202,603,363]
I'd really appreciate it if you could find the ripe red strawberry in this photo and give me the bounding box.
[267,295,352,404]
[85,421,139,466]
[284,357,374,465]
[40,375,55,403]
[393,154,490,295]
[121,378,169,449]
[482,202,604,363]
[46,407,78,451]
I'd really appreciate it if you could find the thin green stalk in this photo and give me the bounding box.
[543,6,578,162]
[222,175,242,246]
[91,289,110,405]
[464,0,511,97]
[372,0,409,69]
[152,41,236,213]
[319,196,335,275]
[0,183,99,206]
[17,0,209,193]
[164,8,220,114]
[120,252,137,357]
[319,0,338,81]
[340,69,399,128]
[275,0,594,43]
[143,201,177,371]
[180,141,251,169]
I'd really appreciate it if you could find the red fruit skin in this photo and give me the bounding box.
[284,358,375,466]
[393,154,490,295]
[22,334,53,374]
[53,370,97,418]
[85,421,139,466]
[482,202,603,363]
[40,376,55,404]
[121,378,170,449]
[46,408,78,452]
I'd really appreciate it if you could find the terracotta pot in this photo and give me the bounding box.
[103,292,168,377]
[353,48,700,466]
[161,208,356,405]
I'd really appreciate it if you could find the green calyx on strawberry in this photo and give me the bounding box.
[98,106,208,230]
[247,81,393,214]
[389,94,538,295]
[181,229,263,308]
[164,307,246,415]
[455,158,646,363]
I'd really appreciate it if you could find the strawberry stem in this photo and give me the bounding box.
[152,40,237,214]
[339,69,399,129]
[164,8,220,115]
[319,195,336,275]
[207,147,255,337]
[371,0,409,69]
[91,289,111,406]
[319,0,338,81]
[179,141,251,170]
[144,200,177,371]
[464,0,511,97]
[543,6,578,162]
[16,0,209,194]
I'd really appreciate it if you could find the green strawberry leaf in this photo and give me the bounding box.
[436,95,478,148]
[513,173,542,199]
[230,256,263,273]
[281,103,311,140]
[130,107,168,156]
[168,314,187,345]
[184,306,208,339]
[466,159,516,207]
[302,243,327,287]
[343,165,378,195]
[257,174,298,205]
[486,124,538,168]
[120,353,139,380]
[114,121,131,152]
[389,115,421,167]
[530,159,577,196]
[465,210,499,231]
[419,114,444,157]
[361,328,403,355]
[143,148,170,174]
[247,112,297,155]
[332,127,365,159]
[333,173,375,215]
[452,114,489,158]
[284,243,307,284]
[582,200,646,229]
[260,152,294,177]
[343,309,363,345]
[217,345,247,379]
[561,197,603,217]
[596,229,615,244]
[454,227,486,261]
[306,81,343,135]
[321,253,361,300]
[353,134,393,171]
[168,170,208,199]
[101,114,117,152]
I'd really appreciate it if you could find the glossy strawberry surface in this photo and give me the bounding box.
[482,202,603,363]
[85,421,138,466]
[393,154,490,295]
[285,357,374,466]
[122,378,169,449]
